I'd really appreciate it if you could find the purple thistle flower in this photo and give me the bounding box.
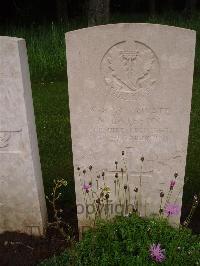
[150,243,166,263]
[82,183,92,192]
[170,180,176,190]
[164,203,180,216]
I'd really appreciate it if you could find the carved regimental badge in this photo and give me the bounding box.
[101,41,159,101]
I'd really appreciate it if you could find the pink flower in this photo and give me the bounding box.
[150,243,166,263]
[164,203,180,216]
[82,183,92,192]
[170,180,176,190]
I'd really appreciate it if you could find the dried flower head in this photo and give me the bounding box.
[164,203,180,216]
[194,194,198,201]
[160,191,164,198]
[77,167,80,171]
[149,243,166,263]
[83,169,86,174]
[122,151,125,156]
[134,187,138,192]
[124,185,128,190]
[115,173,118,178]
[174,172,178,178]
[102,171,105,177]
[141,156,144,162]
[105,193,109,199]
[89,165,92,171]
[193,194,199,205]
[58,179,68,187]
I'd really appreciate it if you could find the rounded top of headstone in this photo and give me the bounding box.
[66,23,196,37]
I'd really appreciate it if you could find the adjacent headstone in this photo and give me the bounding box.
[0,37,47,235]
[66,24,196,232]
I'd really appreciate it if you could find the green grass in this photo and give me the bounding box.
[40,214,200,265]
[32,81,74,204]
[0,12,200,209]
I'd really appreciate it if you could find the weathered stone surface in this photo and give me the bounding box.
[66,24,196,231]
[0,37,47,235]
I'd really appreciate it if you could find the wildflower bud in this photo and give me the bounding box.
[83,169,86,174]
[122,151,125,156]
[89,165,92,171]
[114,180,116,184]
[124,185,128,190]
[86,189,89,193]
[115,173,118,178]
[174,172,178,178]
[89,181,92,186]
[77,167,80,171]
[160,191,164,198]
[159,208,163,214]
[134,187,138,192]
[96,198,100,204]
[102,171,105,177]
[115,161,118,165]
[170,180,176,190]
[105,193,109,199]
[141,156,144,162]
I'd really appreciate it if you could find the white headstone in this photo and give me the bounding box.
[66,24,196,231]
[0,37,47,235]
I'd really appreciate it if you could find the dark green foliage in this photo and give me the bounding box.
[40,215,200,265]
[32,81,74,204]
